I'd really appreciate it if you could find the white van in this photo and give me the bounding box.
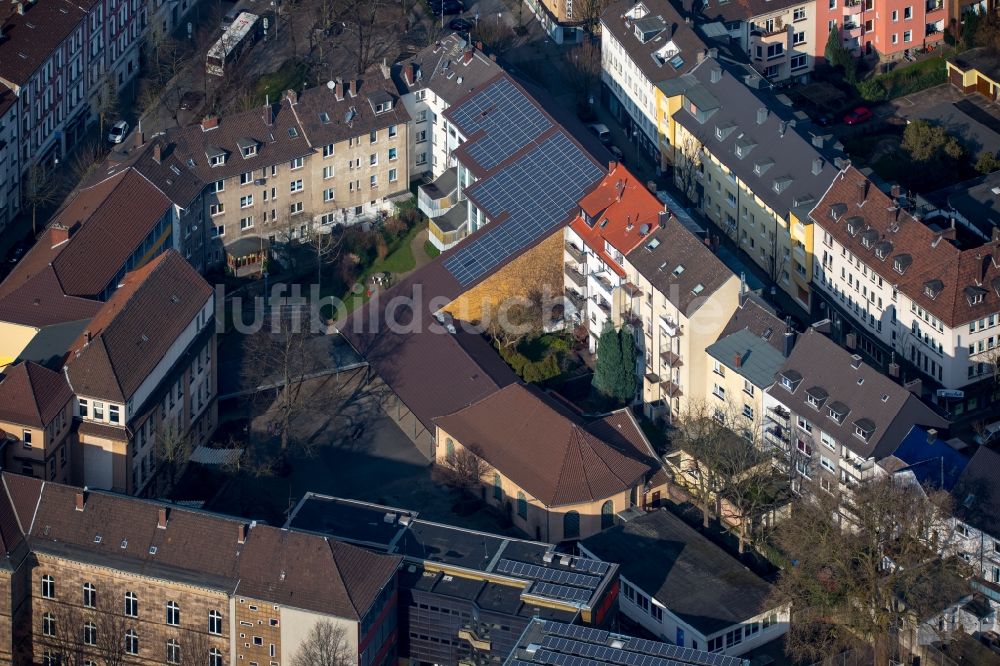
[589,123,611,144]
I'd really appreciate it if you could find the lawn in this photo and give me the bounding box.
[858,56,948,101]
[334,222,423,314]
[253,60,308,107]
[423,240,440,259]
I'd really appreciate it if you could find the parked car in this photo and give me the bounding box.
[179,91,205,111]
[589,123,611,145]
[429,0,464,15]
[449,17,473,31]
[107,120,130,144]
[813,112,833,127]
[7,240,31,264]
[843,107,873,125]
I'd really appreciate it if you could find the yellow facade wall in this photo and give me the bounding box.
[0,322,39,371]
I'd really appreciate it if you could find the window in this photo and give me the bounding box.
[493,472,502,500]
[209,610,223,634]
[166,639,181,664]
[370,174,378,188]
[564,511,580,539]
[904,5,912,18]
[22,429,31,447]
[290,157,304,170]
[210,203,225,216]
[370,153,378,166]
[93,402,104,419]
[820,430,836,451]
[41,574,54,599]
[517,492,528,519]
[743,379,755,396]
[415,129,427,143]
[166,601,180,626]
[820,456,836,473]
[125,630,138,655]
[601,500,614,530]
[389,168,398,182]
[212,225,225,238]
[713,360,725,376]
[125,591,138,617]
[83,582,96,608]
[793,31,806,45]
[903,30,912,41]
[289,179,303,193]
[388,124,398,138]
[108,405,120,424]
[210,648,223,666]
[241,144,257,158]
[388,147,397,161]
[240,171,253,185]
[290,201,304,215]
[322,143,334,158]
[892,33,899,44]
[793,6,806,19]
[370,129,377,143]
[240,194,253,208]
[791,54,807,70]
[797,416,813,433]
[322,165,334,179]
[42,612,55,637]
[743,404,754,419]
[84,622,97,646]
[416,152,427,166]
[323,187,335,202]
[79,398,89,417]
[240,216,254,230]
[892,9,898,20]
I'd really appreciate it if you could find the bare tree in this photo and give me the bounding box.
[485,289,555,351]
[97,72,120,139]
[475,17,516,58]
[334,0,391,74]
[577,0,615,31]
[292,621,353,666]
[673,133,704,206]
[23,163,59,235]
[563,40,601,106]
[181,627,216,665]
[438,444,493,495]
[154,423,192,494]
[90,593,130,666]
[771,475,970,666]
[39,602,86,666]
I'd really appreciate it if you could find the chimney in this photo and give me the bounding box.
[904,378,922,396]
[463,48,473,65]
[335,79,344,101]
[347,79,357,97]
[50,223,70,247]
[626,215,633,231]
[152,143,162,164]
[811,158,823,176]
[134,126,144,150]
[157,507,168,529]
[489,54,497,61]
[658,211,668,229]
[708,47,718,58]
[264,94,273,126]
[476,40,483,51]
[926,427,938,444]
[697,49,706,64]
[850,354,863,369]
[75,492,84,512]
[891,183,902,198]
[756,107,768,124]
[238,523,247,544]
[405,63,416,86]
[609,159,618,173]
[783,318,796,357]
[710,67,722,83]
[734,352,743,368]
[200,115,219,131]
[16,1,25,14]
[286,89,298,105]
[778,120,787,137]
[811,135,824,149]
[83,330,92,344]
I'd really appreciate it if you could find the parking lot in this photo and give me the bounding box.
[892,83,1000,156]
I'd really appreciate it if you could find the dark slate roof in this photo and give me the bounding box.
[99,138,207,208]
[766,328,948,459]
[0,0,86,87]
[391,34,503,106]
[581,509,774,635]
[625,216,736,315]
[434,385,658,507]
[706,328,786,388]
[954,446,1000,537]
[293,72,410,147]
[949,47,1000,83]
[673,58,839,219]
[717,295,790,354]
[600,0,708,85]
[0,361,72,428]
[65,251,212,402]
[698,0,809,23]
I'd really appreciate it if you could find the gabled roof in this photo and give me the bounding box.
[294,72,410,147]
[98,138,207,208]
[717,295,790,354]
[698,0,810,24]
[766,328,948,459]
[810,166,1000,328]
[237,526,400,619]
[673,58,840,220]
[65,251,212,402]
[0,265,102,328]
[570,163,665,277]
[0,0,87,89]
[885,426,969,492]
[391,34,503,106]
[600,0,707,86]
[433,384,657,507]
[625,216,736,314]
[0,361,72,428]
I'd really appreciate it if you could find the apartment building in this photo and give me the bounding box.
[524,0,587,44]
[287,494,623,663]
[564,162,664,351]
[815,0,946,60]
[167,75,409,271]
[951,446,1000,626]
[600,0,707,164]
[622,216,741,423]
[63,250,216,495]
[810,165,1000,420]
[698,0,818,81]
[0,362,74,484]
[668,59,840,312]
[0,87,19,233]
[433,384,666,542]
[581,510,789,657]
[0,472,401,666]
[762,327,947,503]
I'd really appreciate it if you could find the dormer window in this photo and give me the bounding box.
[780,369,802,392]
[773,177,792,194]
[374,100,393,113]
[828,400,849,423]
[860,229,877,249]
[853,418,875,441]
[206,145,226,167]
[241,144,256,158]
[874,240,892,261]
[830,203,847,220]
[923,279,943,300]
[805,386,828,410]
[210,154,225,167]
[846,217,862,237]
[966,286,987,306]
[893,254,912,275]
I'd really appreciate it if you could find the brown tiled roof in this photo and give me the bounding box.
[165,98,311,184]
[2,473,42,535]
[97,138,207,207]
[767,328,948,459]
[698,0,809,23]
[0,475,28,568]
[600,0,707,85]
[810,166,1000,328]
[0,266,102,328]
[293,73,410,147]
[0,361,71,427]
[237,525,399,619]
[391,34,503,106]
[625,216,736,315]
[65,251,212,402]
[76,420,127,441]
[434,384,656,507]
[718,296,790,354]
[0,0,86,88]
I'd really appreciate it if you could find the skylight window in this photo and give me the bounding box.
[691,284,704,295]
[672,265,685,276]
[288,127,299,138]
[319,112,330,124]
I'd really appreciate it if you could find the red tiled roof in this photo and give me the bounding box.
[0,0,87,88]
[0,266,102,328]
[571,164,663,277]
[0,361,72,427]
[810,166,1000,328]
[65,251,213,402]
[434,384,656,507]
[236,526,399,619]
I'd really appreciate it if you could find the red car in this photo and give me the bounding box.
[843,107,874,125]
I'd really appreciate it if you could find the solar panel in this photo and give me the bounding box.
[572,557,611,575]
[495,559,602,589]
[448,77,552,171]
[536,629,747,666]
[444,132,603,287]
[530,581,593,603]
[542,622,610,644]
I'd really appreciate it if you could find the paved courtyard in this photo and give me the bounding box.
[892,83,1000,156]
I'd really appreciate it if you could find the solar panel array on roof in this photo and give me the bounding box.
[530,582,593,603]
[542,622,610,644]
[572,557,610,575]
[444,132,603,286]
[449,77,552,171]
[496,559,601,589]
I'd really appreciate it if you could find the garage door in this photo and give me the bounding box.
[950,68,964,88]
[978,75,992,97]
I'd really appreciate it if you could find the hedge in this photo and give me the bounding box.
[495,342,561,383]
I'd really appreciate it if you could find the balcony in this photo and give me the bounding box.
[591,272,615,296]
[566,289,586,312]
[565,264,586,288]
[843,0,863,14]
[660,350,683,367]
[659,316,682,337]
[661,379,683,397]
[417,167,458,219]
[926,0,944,13]
[565,242,587,265]
[427,205,469,251]
[592,296,612,316]
[622,310,642,328]
[622,282,643,298]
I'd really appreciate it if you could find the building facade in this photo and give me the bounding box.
[814,0,946,60]
[0,362,74,485]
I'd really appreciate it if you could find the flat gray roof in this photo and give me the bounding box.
[706,328,785,388]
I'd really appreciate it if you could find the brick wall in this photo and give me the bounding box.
[234,596,282,664]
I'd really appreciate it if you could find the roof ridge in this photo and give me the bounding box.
[552,427,591,505]
[0,476,23,537]
[325,539,363,617]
